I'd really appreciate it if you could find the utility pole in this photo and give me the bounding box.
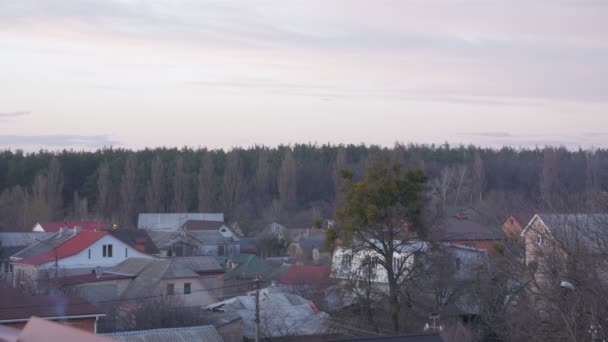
[254,276,260,342]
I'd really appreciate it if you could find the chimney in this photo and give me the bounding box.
[73,226,82,234]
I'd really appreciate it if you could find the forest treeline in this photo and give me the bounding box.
[0,143,605,232]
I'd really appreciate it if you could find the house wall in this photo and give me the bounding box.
[32,223,44,232]
[199,243,240,257]
[331,246,418,284]
[38,235,152,273]
[159,274,223,307]
[3,317,98,332]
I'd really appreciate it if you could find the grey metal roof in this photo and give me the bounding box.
[104,325,223,342]
[206,291,328,338]
[0,232,54,247]
[147,231,235,251]
[532,213,608,251]
[138,213,224,230]
[9,230,76,259]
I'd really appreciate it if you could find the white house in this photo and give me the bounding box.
[331,241,428,285]
[10,228,152,291]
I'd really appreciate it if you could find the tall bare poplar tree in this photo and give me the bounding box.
[120,154,138,228]
[278,149,297,209]
[540,148,559,206]
[96,162,111,219]
[333,147,348,204]
[46,157,64,219]
[198,152,214,212]
[472,151,485,202]
[222,150,244,212]
[255,148,271,200]
[172,156,187,212]
[145,155,166,212]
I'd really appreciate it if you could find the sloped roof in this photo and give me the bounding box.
[0,286,103,322]
[430,210,504,242]
[279,265,331,285]
[0,232,55,247]
[510,213,535,227]
[104,325,223,342]
[10,231,76,259]
[12,231,108,266]
[16,317,115,342]
[225,254,276,280]
[110,229,159,254]
[35,221,109,232]
[524,213,608,251]
[206,291,328,338]
[182,220,225,231]
[58,273,134,286]
[109,257,223,300]
[138,213,224,230]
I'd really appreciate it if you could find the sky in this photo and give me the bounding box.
[1,0,608,151]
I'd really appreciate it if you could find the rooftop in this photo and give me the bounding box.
[0,286,103,323]
[12,231,108,266]
[104,325,223,342]
[137,213,224,230]
[34,221,109,232]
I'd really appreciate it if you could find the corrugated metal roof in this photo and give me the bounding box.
[104,325,223,342]
[0,232,55,247]
[138,213,224,230]
[13,231,108,266]
[9,231,74,259]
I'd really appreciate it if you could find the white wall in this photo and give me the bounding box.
[331,246,420,284]
[32,223,44,232]
[38,235,153,271]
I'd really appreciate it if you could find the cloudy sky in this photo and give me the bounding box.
[1,0,608,151]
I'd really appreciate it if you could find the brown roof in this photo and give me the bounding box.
[511,212,535,227]
[16,317,114,342]
[0,286,103,322]
[182,220,225,231]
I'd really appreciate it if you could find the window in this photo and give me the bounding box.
[341,254,352,268]
[167,283,175,295]
[103,244,113,257]
[218,245,225,256]
[536,235,543,246]
[392,257,401,271]
[125,248,128,258]
[184,283,191,295]
[88,249,91,259]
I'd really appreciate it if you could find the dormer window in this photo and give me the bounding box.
[536,235,543,246]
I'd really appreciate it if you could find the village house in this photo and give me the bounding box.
[0,317,115,342]
[61,256,225,308]
[0,232,54,276]
[0,285,105,333]
[520,214,608,280]
[137,213,224,231]
[428,209,505,253]
[331,241,428,289]
[147,229,240,258]
[205,290,329,339]
[10,228,152,292]
[502,213,534,240]
[32,221,110,233]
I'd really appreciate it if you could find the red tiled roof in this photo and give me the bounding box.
[15,231,108,266]
[0,287,103,322]
[35,221,110,232]
[182,220,225,231]
[278,265,331,285]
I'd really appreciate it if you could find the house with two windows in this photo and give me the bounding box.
[60,256,225,308]
[10,227,152,292]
